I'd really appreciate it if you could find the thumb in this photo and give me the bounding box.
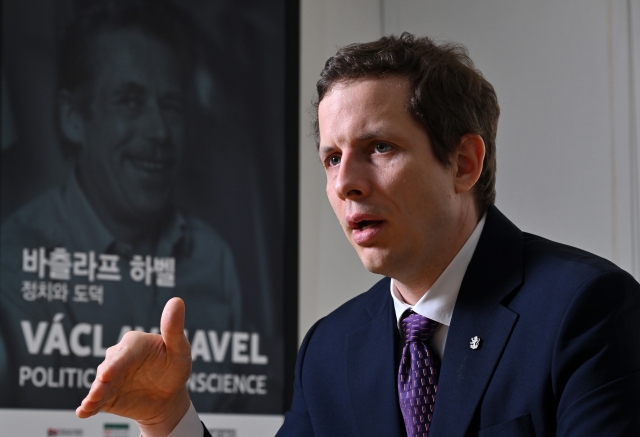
[160,297,190,356]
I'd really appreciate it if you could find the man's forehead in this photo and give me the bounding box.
[92,28,176,66]
[322,76,410,104]
[318,76,411,144]
[88,28,183,92]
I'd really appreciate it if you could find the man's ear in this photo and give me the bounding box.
[59,90,86,145]
[453,133,485,194]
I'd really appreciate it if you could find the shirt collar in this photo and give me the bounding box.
[62,172,186,256]
[390,214,486,328]
[62,173,114,254]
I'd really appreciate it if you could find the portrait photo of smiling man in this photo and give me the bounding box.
[0,0,246,411]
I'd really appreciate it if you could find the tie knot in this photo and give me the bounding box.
[400,311,439,343]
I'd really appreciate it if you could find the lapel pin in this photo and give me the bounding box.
[470,336,481,350]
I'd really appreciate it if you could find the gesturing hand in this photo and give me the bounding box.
[76,297,193,436]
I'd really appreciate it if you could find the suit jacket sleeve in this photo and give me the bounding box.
[554,270,640,435]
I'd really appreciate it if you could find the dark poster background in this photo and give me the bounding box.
[0,0,298,415]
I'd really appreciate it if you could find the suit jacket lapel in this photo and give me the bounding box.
[346,281,405,437]
[430,207,524,437]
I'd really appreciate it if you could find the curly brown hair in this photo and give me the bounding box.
[315,32,499,217]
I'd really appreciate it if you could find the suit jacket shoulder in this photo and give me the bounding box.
[311,276,392,337]
[278,276,406,436]
[432,207,640,437]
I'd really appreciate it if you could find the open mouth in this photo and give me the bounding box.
[349,217,384,244]
[355,220,382,230]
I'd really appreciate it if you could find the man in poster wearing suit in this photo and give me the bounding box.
[77,34,640,436]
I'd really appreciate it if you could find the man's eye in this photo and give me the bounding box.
[161,97,185,117]
[328,155,341,166]
[375,143,392,153]
[117,95,144,111]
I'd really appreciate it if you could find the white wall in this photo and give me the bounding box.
[298,0,385,340]
[298,0,640,341]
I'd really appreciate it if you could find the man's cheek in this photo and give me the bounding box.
[112,118,138,140]
[326,192,342,216]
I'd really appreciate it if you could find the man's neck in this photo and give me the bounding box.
[76,170,165,253]
[394,206,480,305]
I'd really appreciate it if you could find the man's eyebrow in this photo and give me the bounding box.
[112,82,146,95]
[356,129,389,142]
[318,145,334,156]
[111,82,184,101]
[160,89,185,101]
[318,130,391,156]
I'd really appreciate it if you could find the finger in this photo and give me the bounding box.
[77,371,123,417]
[78,396,108,415]
[76,397,109,418]
[76,405,96,419]
[84,372,111,402]
[76,388,110,418]
[161,297,190,356]
[76,366,109,418]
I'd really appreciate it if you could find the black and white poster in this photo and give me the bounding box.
[0,0,298,430]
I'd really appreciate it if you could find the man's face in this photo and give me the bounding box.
[77,29,185,222]
[318,77,462,283]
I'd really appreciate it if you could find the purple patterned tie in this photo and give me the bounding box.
[398,310,441,437]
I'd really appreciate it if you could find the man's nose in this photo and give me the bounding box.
[141,100,169,143]
[332,153,371,200]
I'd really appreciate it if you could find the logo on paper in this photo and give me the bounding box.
[208,430,236,437]
[47,429,83,436]
[103,423,129,437]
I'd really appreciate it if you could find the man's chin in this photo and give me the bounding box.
[357,249,393,276]
[125,197,174,223]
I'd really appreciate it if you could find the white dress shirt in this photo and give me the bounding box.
[391,215,486,359]
[163,215,486,437]
[166,403,202,437]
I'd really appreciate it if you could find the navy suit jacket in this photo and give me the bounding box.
[276,207,640,436]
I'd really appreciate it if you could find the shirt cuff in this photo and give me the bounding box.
[166,402,202,437]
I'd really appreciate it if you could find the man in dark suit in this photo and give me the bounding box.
[77,33,640,436]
